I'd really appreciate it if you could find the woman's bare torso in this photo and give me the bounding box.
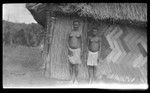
[88,36,100,52]
[68,31,81,49]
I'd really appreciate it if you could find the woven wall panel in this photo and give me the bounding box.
[47,17,72,80]
[95,25,147,83]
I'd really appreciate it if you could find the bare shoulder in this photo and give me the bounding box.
[69,31,81,36]
[69,31,74,36]
[77,31,82,36]
[90,36,100,41]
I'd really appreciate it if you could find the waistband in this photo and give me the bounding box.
[69,47,81,51]
[88,51,98,54]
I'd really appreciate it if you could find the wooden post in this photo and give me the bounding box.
[44,6,71,80]
[44,6,55,78]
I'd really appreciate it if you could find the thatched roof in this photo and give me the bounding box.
[26,3,147,27]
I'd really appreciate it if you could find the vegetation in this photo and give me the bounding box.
[3,20,45,47]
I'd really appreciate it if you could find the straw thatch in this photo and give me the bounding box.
[26,3,147,27]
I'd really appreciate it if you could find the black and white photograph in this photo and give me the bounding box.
[2,3,148,89]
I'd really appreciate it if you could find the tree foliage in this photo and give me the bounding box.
[3,20,45,47]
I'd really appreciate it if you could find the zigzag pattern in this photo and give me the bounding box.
[98,26,147,83]
[103,26,147,66]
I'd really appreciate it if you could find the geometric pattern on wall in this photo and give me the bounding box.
[96,25,147,83]
[100,26,147,67]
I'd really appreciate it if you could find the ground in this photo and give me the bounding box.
[3,45,72,88]
[3,44,147,88]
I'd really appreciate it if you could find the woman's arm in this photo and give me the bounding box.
[87,36,91,48]
[67,32,73,56]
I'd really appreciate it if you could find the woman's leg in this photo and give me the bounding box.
[93,66,96,82]
[88,66,93,83]
[72,64,76,83]
[69,61,74,82]
[92,66,95,83]
[74,64,78,83]
[74,64,77,78]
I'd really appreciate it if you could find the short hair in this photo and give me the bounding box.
[73,20,80,26]
[92,28,98,32]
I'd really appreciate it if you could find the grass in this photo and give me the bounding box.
[3,44,75,88]
[3,45,44,71]
[3,44,55,87]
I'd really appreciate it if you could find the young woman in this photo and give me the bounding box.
[87,28,101,83]
[68,20,82,83]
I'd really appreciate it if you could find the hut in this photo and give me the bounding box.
[26,3,147,83]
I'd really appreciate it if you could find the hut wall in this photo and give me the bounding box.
[94,23,147,83]
[45,13,147,82]
[45,16,72,80]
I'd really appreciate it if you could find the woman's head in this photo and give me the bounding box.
[73,20,80,30]
[92,28,98,35]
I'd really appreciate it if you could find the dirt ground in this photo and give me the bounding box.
[3,45,147,88]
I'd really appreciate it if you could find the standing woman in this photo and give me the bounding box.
[87,28,101,83]
[67,20,82,83]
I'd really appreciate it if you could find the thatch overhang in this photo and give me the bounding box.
[26,3,147,28]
